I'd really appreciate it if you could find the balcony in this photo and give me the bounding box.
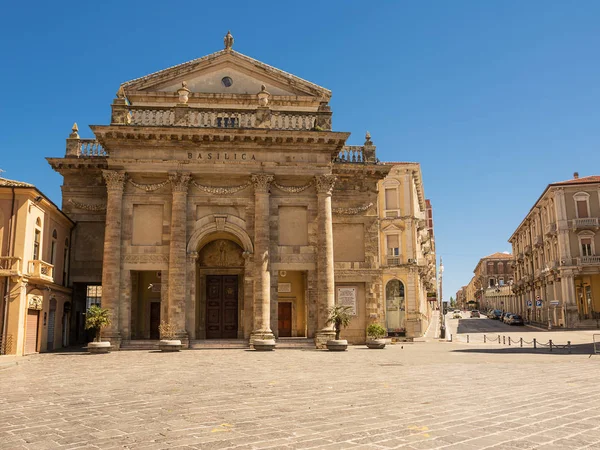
[0,257,22,277]
[386,255,403,266]
[533,235,544,248]
[545,222,557,236]
[524,245,532,255]
[534,268,542,279]
[27,260,54,283]
[578,256,600,265]
[572,217,600,231]
[517,252,524,262]
[522,274,532,284]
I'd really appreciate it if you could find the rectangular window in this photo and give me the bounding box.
[577,200,589,218]
[387,234,400,255]
[499,278,505,286]
[385,188,399,211]
[489,278,496,288]
[33,229,41,260]
[86,285,103,309]
[581,238,592,257]
[50,240,57,266]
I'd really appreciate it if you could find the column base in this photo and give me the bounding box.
[315,330,336,349]
[250,330,275,345]
[175,332,190,349]
[101,332,122,351]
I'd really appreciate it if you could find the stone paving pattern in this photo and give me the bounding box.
[1,342,600,449]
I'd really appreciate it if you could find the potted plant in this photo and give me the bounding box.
[158,321,182,352]
[85,305,112,354]
[366,323,387,349]
[325,305,353,351]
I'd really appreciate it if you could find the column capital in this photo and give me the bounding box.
[169,172,191,193]
[187,251,199,261]
[102,170,127,192]
[251,174,274,193]
[315,174,337,195]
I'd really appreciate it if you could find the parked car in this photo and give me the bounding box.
[502,313,514,323]
[470,310,480,318]
[488,310,502,320]
[453,311,462,319]
[508,314,524,326]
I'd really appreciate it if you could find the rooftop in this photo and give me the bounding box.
[0,177,34,187]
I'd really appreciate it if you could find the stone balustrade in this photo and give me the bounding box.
[578,255,600,265]
[66,138,107,158]
[0,256,21,276]
[572,217,599,230]
[386,254,404,266]
[116,105,329,131]
[27,260,54,282]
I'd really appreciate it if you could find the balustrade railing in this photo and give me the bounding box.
[572,217,600,230]
[578,256,600,265]
[336,146,365,163]
[27,260,54,282]
[79,139,106,157]
[386,255,403,266]
[0,257,21,276]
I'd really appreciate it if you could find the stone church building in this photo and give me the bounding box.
[47,33,435,350]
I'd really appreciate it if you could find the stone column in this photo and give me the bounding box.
[168,173,191,346]
[315,174,337,348]
[101,170,127,348]
[250,174,275,343]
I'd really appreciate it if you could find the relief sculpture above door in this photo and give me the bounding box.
[198,239,244,267]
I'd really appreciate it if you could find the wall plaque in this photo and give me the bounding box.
[278,282,292,293]
[337,286,357,316]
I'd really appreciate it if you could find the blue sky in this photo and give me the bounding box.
[1,1,599,301]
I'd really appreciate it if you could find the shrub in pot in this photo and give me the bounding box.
[158,321,182,352]
[366,323,387,349]
[85,305,112,354]
[325,305,353,351]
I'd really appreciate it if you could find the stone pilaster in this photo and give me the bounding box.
[101,170,127,349]
[250,174,275,343]
[315,174,337,348]
[168,173,191,346]
[186,251,199,340]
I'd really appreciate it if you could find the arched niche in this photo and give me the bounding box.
[385,279,406,334]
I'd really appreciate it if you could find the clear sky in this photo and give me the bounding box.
[1,1,599,302]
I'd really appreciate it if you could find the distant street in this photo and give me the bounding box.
[445,310,527,336]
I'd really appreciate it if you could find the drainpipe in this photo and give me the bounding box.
[1,187,17,354]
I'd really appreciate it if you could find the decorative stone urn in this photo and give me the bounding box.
[158,339,182,352]
[87,342,111,354]
[366,339,386,349]
[326,339,348,351]
[253,339,276,351]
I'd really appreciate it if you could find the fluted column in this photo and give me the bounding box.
[168,173,191,345]
[250,174,275,343]
[315,174,337,348]
[101,170,127,348]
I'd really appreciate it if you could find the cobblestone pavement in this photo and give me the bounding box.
[1,343,600,450]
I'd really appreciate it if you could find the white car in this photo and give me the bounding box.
[452,311,462,319]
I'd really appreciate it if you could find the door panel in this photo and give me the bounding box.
[278,302,292,337]
[47,309,56,351]
[25,310,39,354]
[150,303,161,339]
[206,275,238,339]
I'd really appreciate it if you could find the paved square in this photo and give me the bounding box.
[2,342,600,449]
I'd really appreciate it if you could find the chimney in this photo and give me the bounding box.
[573,172,579,179]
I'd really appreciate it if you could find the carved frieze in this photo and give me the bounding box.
[251,174,274,193]
[122,254,169,264]
[129,179,170,192]
[192,180,251,195]
[315,174,336,195]
[333,202,373,215]
[68,199,107,212]
[102,170,127,192]
[273,180,313,193]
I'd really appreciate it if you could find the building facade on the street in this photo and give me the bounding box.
[455,287,466,309]
[509,173,600,327]
[471,252,515,312]
[45,33,435,349]
[0,177,74,355]
[378,163,437,338]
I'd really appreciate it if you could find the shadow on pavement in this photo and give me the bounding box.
[451,342,596,355]
[456,319,542,334]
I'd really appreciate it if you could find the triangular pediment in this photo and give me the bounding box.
[382,222,405,232]
[121,50,331,100]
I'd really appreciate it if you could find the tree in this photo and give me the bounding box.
[450,296,456,308]
[326,305,353,340]
[85,305,111,342]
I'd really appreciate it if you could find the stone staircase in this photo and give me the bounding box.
[119,338,316,351]
[120,340,160,351]
[276,337,315,349]
[189,339,250,349]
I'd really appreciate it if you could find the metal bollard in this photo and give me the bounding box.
[520,337,523,348]
[498,334,501,343]
[484,335,486,343]
[503,336,506,345]
[549,339,553,352]
[568,341,571,354]
[533,338,537,349]
[467,335,469,344]
[450,333,453,342]
[508,337,511,346]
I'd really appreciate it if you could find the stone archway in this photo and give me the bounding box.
[385,279,406,336]
[187,214,253,255]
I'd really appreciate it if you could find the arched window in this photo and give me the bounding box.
[574,192,590,219]
[385,279,406,334]
[50,229,57,266]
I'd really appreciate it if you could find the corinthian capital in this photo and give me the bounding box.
[102,170,127,192]
[169,173,191,193]
[251,174,274,193]
[315,174,337,195]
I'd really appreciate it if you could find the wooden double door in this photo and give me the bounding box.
[206,275,238,339]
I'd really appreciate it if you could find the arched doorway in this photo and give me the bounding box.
[385,279,406,336]
[197,238,246,339]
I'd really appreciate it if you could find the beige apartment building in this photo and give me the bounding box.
[0,177,74,355]
[42,33,435,350]
[509,173,600,327]
[378,163,437,338]
[469,252,515,312]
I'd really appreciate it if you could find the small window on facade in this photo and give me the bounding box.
[576,200,589,218]
[50,229,57,266]
[489,278,496,288]
[499,278,504,286]
[387,234,400,256]
[581,238,593,257]
[86,286,103,309]
[385,188,399,211]
[33,229,41,260]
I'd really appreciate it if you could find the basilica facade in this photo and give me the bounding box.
[47,34,436,350]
